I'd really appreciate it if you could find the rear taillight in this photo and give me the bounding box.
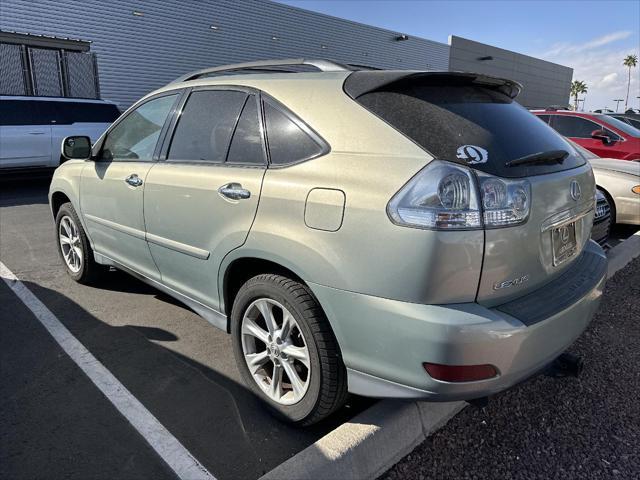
[423,362,498,382]
[477,172,531,227]
[387,160,530,230]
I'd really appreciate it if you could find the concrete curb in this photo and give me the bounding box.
[260,231,639,480]
[607,231,640,279]
[260,401,465,480]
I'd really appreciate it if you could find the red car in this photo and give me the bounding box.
[533,110,640,161]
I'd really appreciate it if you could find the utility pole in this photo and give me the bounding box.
[613,99,624,112]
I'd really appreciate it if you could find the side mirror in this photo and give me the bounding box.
[61,136,92,160]
[590,129,613,145]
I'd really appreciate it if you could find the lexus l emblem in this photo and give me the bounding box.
[570,180,581,201]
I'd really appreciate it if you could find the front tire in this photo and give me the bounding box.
[55,202,106,284]
[231,274,348,425]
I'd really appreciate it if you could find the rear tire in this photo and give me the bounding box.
[55,202,106,284]
[231,273,348,425]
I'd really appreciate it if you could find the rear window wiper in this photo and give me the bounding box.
[505,150,569,167]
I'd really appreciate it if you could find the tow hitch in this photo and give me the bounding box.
[546,352,584,378]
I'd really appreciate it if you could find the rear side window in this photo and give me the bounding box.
[263,101,325,166]
[168,90,247,163]
[536,114,551,124]
[0,100,119,125]
[356,84,586,178]
[52,102,120,124]
[226,95,266,165]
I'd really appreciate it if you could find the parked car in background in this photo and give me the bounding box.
[570,141,640,226]
[533,109,640,161]
[592,190,612,247]
[0,96,120,171]
[607,112,640,130]
[49,60,607,425]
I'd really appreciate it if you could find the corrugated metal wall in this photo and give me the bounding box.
[0,0,450,107]
[449,36,573,109]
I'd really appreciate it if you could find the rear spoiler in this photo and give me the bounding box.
[343,71,523,100]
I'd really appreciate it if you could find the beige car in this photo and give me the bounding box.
[571,141,640,225]
[50,59,607,425]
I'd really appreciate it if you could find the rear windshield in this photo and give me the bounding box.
[355,83,586,178]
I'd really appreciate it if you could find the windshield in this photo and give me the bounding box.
[603,115,640,137]
[355,83,586,178]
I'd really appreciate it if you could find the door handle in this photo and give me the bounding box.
[28,131,45,135]
[218,182,251,200]
[125,174,143,187]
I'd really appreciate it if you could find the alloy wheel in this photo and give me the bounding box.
[58,215,83,273]
[240,298,311,405]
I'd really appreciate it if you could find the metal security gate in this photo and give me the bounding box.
[29,47,64,96]
[65,51,100,98]
[0,39,100,98]
[0,42,28,95]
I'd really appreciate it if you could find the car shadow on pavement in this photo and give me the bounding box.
[15,279,371,480]
[0,173,52,208]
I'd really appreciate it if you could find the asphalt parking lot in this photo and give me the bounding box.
[1,173,638,480]
[0,174,371,480]
[385,256,640,480]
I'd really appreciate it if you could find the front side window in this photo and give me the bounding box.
[263,101,325,166]
[167,90,247,163]
[551,115,602,138]
[100,94,178,161]
[0,100,44,125]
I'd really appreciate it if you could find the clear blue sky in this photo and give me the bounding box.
[275,1,640,110]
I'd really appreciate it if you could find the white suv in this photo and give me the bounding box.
[0,96,119,171]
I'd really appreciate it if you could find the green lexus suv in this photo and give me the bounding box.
[50,59,607,425]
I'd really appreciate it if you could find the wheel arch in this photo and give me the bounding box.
[221,255,307,321]
[50,191,71,218]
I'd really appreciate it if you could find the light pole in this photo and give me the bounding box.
[613,99,624,112]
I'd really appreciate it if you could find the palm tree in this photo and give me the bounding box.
[570,80,588,111]
[623,54,638,111]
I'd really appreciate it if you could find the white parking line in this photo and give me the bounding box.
[0,262,216,480]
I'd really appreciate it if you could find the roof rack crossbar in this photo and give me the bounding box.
[172,58,352,83]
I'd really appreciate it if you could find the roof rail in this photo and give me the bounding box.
[171,58,353,83]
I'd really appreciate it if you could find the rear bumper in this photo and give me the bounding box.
[309,240,607,400]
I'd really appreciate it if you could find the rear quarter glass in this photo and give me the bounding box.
[355,84,586,178]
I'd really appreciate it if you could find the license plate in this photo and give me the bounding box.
[551,222,577,266]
